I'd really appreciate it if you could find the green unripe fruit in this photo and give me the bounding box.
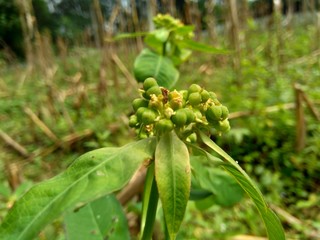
[219,119,230,132]
[155,119,174,134]
[182,108,195,124]
[221,106,229,120]
[188,84,202,93]
[201,90,210,102]
[206,105,222,122]
[129,115,138,128]
[141,109,157,125]
[209,91,217,99]
[132,98,149,111]
[188,92,202,106]
[146,86,162,98]
[136,107,148,121]
[143,77,158,91]
[187,133,197,142]
[171,109,187,127]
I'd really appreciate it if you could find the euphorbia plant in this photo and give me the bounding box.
[0,15,285,240]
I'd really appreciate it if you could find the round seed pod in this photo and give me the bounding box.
[219,119,230,132]
[206,105,222,122]
[201,90,210,102]
[132,98,149,112]
[155,119,174,134]
[136,107,148,121]
[209,91,217,99]
[146,86,162,99]
[143,77,158,91]
[171,109,187,127]
[129,115,138,128]
[188,84,202,93]
[182,108,195,124]
[221,106,229,120]
[188,92,202,106]
[141,109,157,125]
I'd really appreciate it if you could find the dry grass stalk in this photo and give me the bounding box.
[111,53,138,89]
[0,129,29,158]
[24,107,61,145]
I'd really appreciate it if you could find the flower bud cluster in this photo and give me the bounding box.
[129,78,230,139]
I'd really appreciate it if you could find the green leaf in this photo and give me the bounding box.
[144,34,163,54]
[64,195,129,240]
[178,39,230,54]
[134,49,179,89]
[194,195,216,211]
[153,28,170,42]
[0,138,156,240]
[113,32,149,40]
[174,25,195,36]
[198,131,285,240]
[191,157,244,207]
[155,131,191,240]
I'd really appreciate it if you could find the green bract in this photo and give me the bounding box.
[129,78,231,138]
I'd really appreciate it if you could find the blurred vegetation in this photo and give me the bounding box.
[1,0,320,239]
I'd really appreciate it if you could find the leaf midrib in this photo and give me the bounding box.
[169,132,177,232]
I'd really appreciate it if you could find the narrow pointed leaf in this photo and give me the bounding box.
[199,131,285,240]
[178,39,230,54]
[64,195,129,240]
[0,138,156,240]
[133,49,179,89]
[155,131,191,240]
[140,163,159,240]
[113,32,149,40]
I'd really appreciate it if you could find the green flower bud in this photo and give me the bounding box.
[143,77,158,91]
[129,115,138,128]
[164,107,174,119]
[155,119,174,134]
[171,109,187,127]
[132,98,149,111]
[188,92,202,106]
[206,105,222,122]
[149,94,163,110]
[221,106,229,120]
[188,84,202,93]
[193,109,203,121]
[141,109,157,125]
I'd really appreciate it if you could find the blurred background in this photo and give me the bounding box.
[0,0,320,239]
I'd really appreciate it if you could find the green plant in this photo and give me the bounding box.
[0,15,285,240]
